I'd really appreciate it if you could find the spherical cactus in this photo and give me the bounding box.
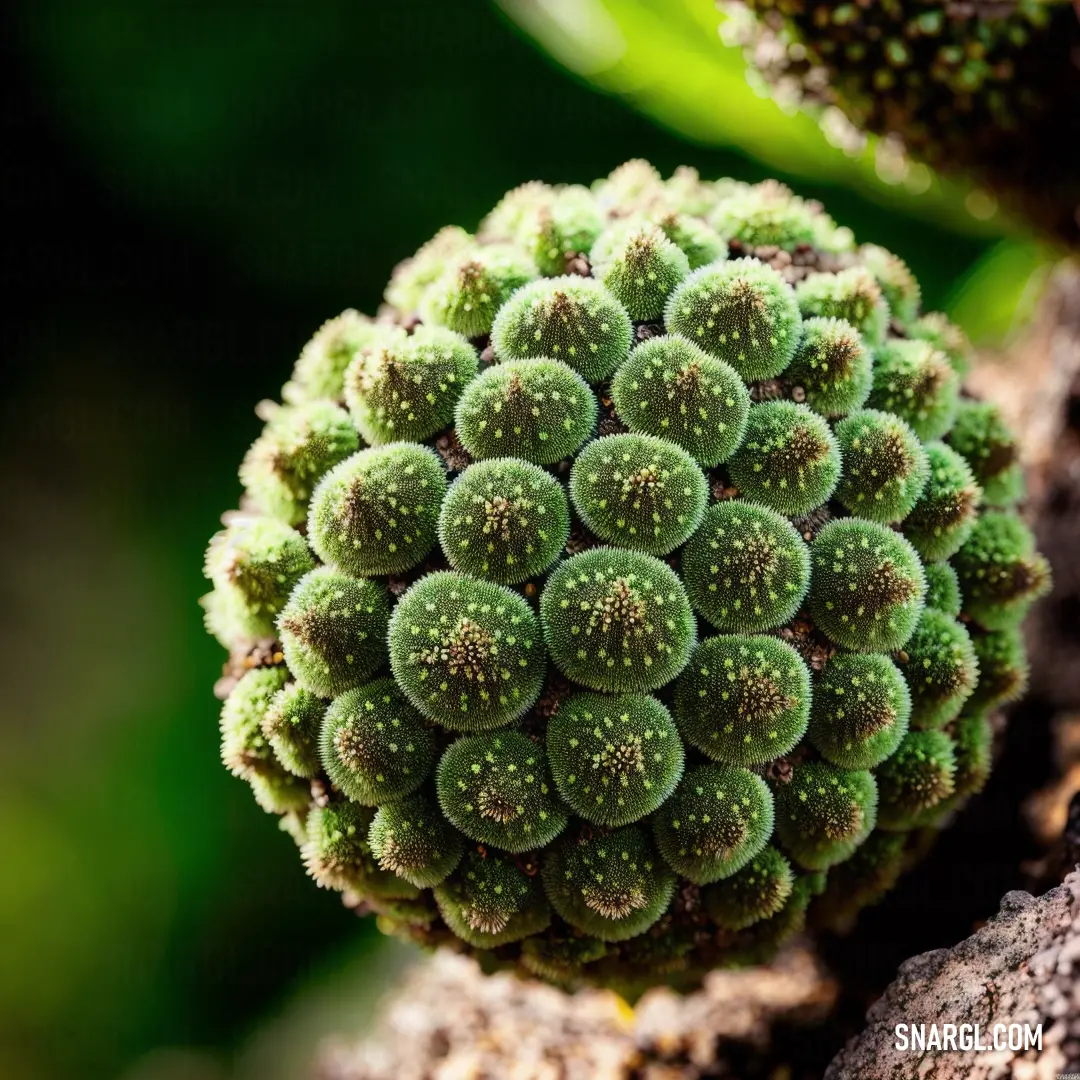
[203,162,1048,991]
[569,433,708,556]
[609,334,750,466]
[438,457,570,584]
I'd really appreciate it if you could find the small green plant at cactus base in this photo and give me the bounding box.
[203,162,1050,993]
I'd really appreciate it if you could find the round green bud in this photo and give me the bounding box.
[899,610,978,730]
[947,400,1024,507]
[384,226,474,316]
[808,518,927,652]
[454,358,597,465]
[203,517,315,642]
[949,713,994,801]
[479,182,553,243]
[664,165,718,217]
[609,334,750,467]
[592,159,665,214]
[833,408,930,524]
[438,457,570,584]
[794,268,889,347]
[876,730,957,831]
[421,245,536,339]
[519,933,608,986]
[867,339,959,441]
[675,634,811,766]
[263,682,325,778]
[343,326,479,445]
[521,184,604,276]
[302,801,418,898]
[569,433,708,556]
[653,764,774,884]
[952,511,1051,630]
[320,678,436,805]
[277,568,390,698]
[774,761,878,870]
[545,692,684,827]
[307,443,447,577]
[727,401,842,517]
[239,402,360,526]
[813,830,909,930]
[908,312,973,376]
[540,548,696,693]
[282,309,383,404]
[665,258,802,382]
[490,277,633,383]
[681,501,810,633]
[220,666,289,779]
[784,316,872,418]
[859,244,921,325]
[657,211,728,269]
[591,221,690,321]
[367,793,464,888]
[709,181,825,251]
[903,442,982,561]
[702,846,793,930]
[434,849,552,948]
[436,731,568,853]
[389,571,546,731]
[248,765,311,816]
[808,653,911,770]
[968,626,1029,710]
[923,560,962,617]
[541,825,676,942]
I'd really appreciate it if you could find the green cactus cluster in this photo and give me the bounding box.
[203,163,1049,992]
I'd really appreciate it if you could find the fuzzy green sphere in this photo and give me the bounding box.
[952,511,1051,630]
[540,548,696,693]
[702,845,793,930]
[343,326,478,444]
[541,825,676,941]
[434,849,552,948]
[709,182,833,252]
[727,401,841,517]
[609,334,750,467]
[809,653,911,770]
[454,358,597,465]
[569,433,708,556]
[591,221,691,321]
[283,309,384,404]
[867,339,960,441]
[385,226,473,317]
[319,678,435,805]
[220,666,290,779]
[834,408,929,523]
[903,441,982,561]
[923,560,962,617]
[860,245,921,325]
[968,626,1030,711]
[784,316,872,417]
[774,761,878,871]
[263,682,325,779]
[657,211,728,269]
[203,517,315,644]
[308,443,447,577]
[249,767,311,816]
[277,568,389,698]
[519,933,609,987]
[908,312,973,376]
[491,277,632,382]
[367,793,464,888]
[240,402,360,526]
[389,572,545,731]
[876,730,957,831]
[653,764,774,884]
[521,185,605,276]
[665,258,802,382]
[675,635,811,766]
[949,713,994,802]
[947,400,1024,507]
[681,501,810,633]
[438,457,570,584]
[808,519,926,652]
[899,610,978,730]
[436,731,568,853]
[545,692,684,827]
[795,268,889,347]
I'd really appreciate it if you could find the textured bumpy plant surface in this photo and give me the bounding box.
[204,161,1049,992]
[720,0,1080,246]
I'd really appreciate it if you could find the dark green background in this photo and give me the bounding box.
[1,2,993,1078]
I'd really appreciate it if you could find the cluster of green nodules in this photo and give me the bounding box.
[203,162,1049,992]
